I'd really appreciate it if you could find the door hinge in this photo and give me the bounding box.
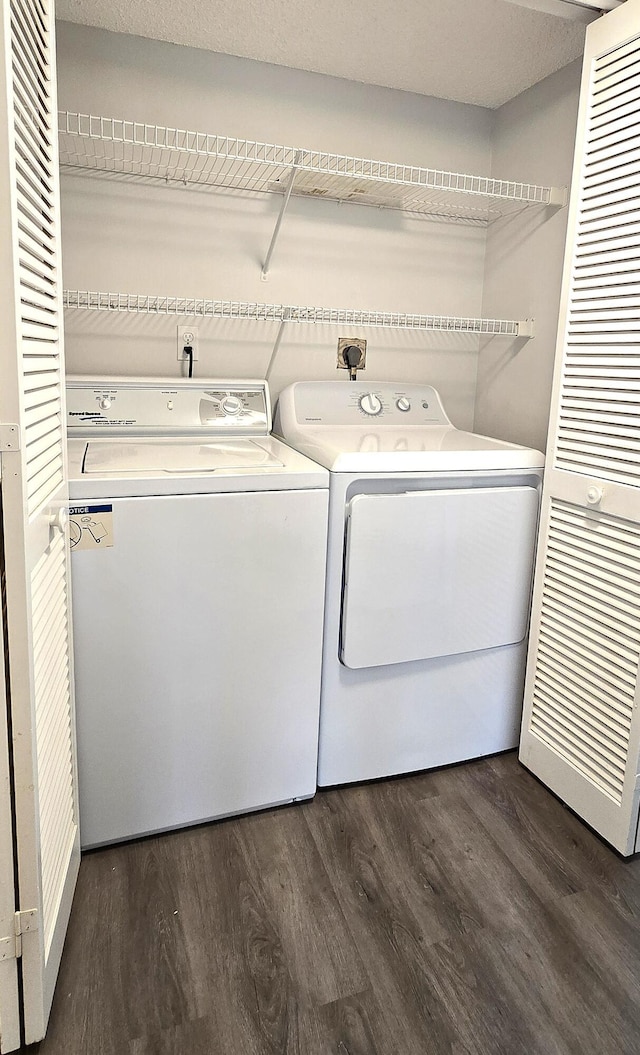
[0,423,20,452]
[0,909,37,961]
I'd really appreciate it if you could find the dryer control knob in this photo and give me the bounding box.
[99,397,112,410]
[359,393,382,416]
[220,395,243,416]
[396,397,411,412]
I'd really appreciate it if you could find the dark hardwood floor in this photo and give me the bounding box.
[24,752,640,1054]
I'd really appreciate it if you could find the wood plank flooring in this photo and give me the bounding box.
[23,753,640,1054]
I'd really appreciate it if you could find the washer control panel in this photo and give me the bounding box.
[279,381,452,429]
[67,377,271,435]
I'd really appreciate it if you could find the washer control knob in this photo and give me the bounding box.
[587,485,603,505]
[396,397,411,412]
[98,397,111,410]
[359,393,382,416]
[220,395,243,416]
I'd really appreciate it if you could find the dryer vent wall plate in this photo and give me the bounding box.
[337,337,366,371]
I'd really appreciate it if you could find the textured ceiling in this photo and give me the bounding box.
[55,0,591,109]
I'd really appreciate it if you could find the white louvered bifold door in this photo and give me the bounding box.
[0,0,79,1046]
[520,0,640,856]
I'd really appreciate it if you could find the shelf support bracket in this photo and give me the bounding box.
[265,309,290,380]
[517,318,535,338]
[261,151,302,280]
[548,186,568,208]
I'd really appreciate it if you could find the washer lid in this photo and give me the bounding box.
[82,439,283,474]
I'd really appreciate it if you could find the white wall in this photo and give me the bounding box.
[476,60,582,452]
[55,22,495,427]
[56,24,580,437]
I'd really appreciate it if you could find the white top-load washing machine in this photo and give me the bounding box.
[275,381,544,787]
[67,377,329,847]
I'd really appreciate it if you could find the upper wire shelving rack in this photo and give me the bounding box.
[58,111,566,278]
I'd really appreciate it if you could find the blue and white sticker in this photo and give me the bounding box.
[69,504,114,550]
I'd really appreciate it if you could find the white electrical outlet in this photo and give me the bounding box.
[177,324,199,361]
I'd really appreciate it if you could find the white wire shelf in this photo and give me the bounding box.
[58,111,566,225]
[62,290,534,337]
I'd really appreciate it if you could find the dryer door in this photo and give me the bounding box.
[340,486,539,669]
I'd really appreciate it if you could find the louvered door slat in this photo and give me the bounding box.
[26,437,61,485]
[522,0,640,860]
[24,356,59,375]
[14,0,47,56]
[19,250,55,289]
[22,305,57,329]
[587,119,640,154]
[18,7,46,60]
[591,98,640,134]
[22,412,59,447]
[541,594,639,661]
[11,16,47,90]
[597,33,640,72]
[537,652,634,730]
[593,48,640,87]
[585,156,640,188]
[544,569,640,633]
[558,419,640,445]
[532,686,629,767]
[16,162,54,219]
[18,233,54,271]
[12,64,46,127]
[592,69,640,111]
[23,401,61,436]
[31,556,64,632]
[19,258,54,289]
[593,73,640,111]
[22,322,58,344]
[575,229,640,254]
[16,164,52,221]
[546,552,640,608]
[562,383,640,400]
[17,190,53,238]
[16,201,50,246]
[538,621,637,695]
[14,105,53,161]
[557,431,640,458]
[14,120,53,186]
[581,195,640,224]
[15,152,53,206]
[544,535,640,586]
[559,406,640,430]
[571,294,640,308]
[23,382,58,410]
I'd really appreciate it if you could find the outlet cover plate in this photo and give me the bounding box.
[177,324,199,361]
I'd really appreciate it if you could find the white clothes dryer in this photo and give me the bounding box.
[67,377,329,847]
[275,381,544,787]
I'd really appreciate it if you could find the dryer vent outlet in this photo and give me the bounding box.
[337,337,366,372]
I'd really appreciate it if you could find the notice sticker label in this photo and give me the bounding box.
[69,504,114,550]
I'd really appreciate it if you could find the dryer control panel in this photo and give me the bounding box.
[67,377,271,436]
[275,381,452,431]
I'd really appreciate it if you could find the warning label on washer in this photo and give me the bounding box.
[69,504,114,550]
